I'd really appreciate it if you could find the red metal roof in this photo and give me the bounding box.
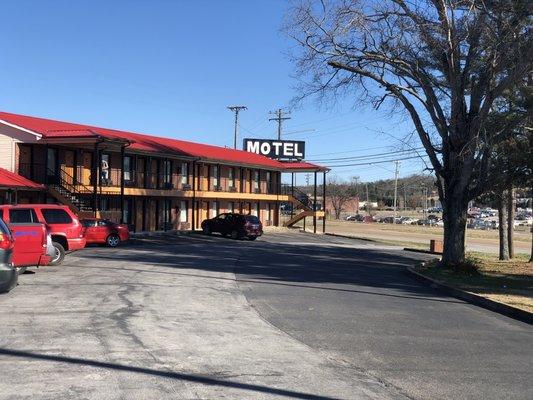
[0,111,326,171]
[0,168,44,189]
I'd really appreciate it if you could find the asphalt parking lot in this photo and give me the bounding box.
[0,232,531,400]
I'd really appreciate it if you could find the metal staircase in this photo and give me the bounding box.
[47,168,94,212]
[281,185,324,227]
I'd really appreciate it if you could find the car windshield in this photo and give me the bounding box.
[245,216,260,224]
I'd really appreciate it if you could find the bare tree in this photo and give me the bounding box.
[285,0,532,267]
[327,176,358,218]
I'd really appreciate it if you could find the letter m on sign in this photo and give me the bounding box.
[246,141,260,154]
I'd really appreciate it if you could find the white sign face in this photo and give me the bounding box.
[243,139,305,160]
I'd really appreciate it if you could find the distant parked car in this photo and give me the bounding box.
[81,218,130,247]
[202,213,263,240]
[467,219,493,230]
[379,216,395,224]
[0,218,17,293]
[346,214,364,222]
[0,204,86,265]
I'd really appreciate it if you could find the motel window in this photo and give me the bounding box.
[46,148,58,177]
[163,200,171,224]
[123,199,133,225]
[163,160,172,184]
[212,165,219,189]
[123,156,133,181]
[211,201,219,218]
[180,162,188,185]
[267,203,272,222]
[229,167,235,189]
[179,200,187,222]
[100,197,109,211]
[251,203,258,217]
[228,201,235,213]
[266,171,272,193]
[253,170,260,191]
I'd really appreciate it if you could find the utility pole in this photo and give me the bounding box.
[423,187,428,219]
[269,108,291,139]
[227,106,247,149]
[366,183,370,214]
[393,160,401,219]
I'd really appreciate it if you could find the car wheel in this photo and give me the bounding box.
[230,230,239,240]
[106,234,120,247]
[249,236,257,241]
[203,225,211,235]
[50,242,65,266]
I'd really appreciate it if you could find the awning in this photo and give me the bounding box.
[0,168,44,190]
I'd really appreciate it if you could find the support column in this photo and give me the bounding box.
[120,145,126,223]
[322,171,327,233]
[313,171,317,234]
[92,142,99,216]
[192,160,196,230]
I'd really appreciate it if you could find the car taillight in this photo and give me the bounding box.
[0,232,14,250]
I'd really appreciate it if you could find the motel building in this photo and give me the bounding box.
[0,111,327,233]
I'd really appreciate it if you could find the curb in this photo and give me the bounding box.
[406,266,532,325]
[403,247,439,255]
[323,232,380,243]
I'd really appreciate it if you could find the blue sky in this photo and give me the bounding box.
[0,0,427,182]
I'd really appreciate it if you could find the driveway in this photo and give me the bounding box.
[0,233,405,400]
[0,231,531,400]
[236,232,533,400]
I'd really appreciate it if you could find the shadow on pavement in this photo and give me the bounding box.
[71,233,458,305]
[0,348,340,400]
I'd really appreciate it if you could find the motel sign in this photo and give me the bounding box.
[243,138,306,160]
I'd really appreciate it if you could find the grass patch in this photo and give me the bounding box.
[416,253,533,313]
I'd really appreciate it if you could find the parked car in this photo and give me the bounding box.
[0,218,17,293]
[81,218,130,247]
[379,216,395,224]
[467,219,493,230]
[346,214,364,222]
[362,215,375,223]
[202,213,263,240]
[8,221,53,274]
[0,205,86,265]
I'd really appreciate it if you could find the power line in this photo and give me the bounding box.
[269,108,291,140]
[307,147,425,162]
[308,145,391,157]
[324,154,429,168]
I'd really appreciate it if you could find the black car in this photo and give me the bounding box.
[201,213,263,240]
[0,218,17,293]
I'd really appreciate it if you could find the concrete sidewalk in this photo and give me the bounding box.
[0,236,405,400]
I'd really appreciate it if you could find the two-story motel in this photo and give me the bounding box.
[0,111,327,232]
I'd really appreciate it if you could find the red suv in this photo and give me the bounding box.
[0,205,86,265]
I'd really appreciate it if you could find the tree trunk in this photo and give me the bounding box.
[507,187,515,259]
[442,195,469,267]
[530,225,533,263]
[498,189,509,261]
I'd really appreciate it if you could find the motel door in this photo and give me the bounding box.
[197,201,208,225]
[82,152,92,186]
[63,150,75,185]
[18,145,31,178]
